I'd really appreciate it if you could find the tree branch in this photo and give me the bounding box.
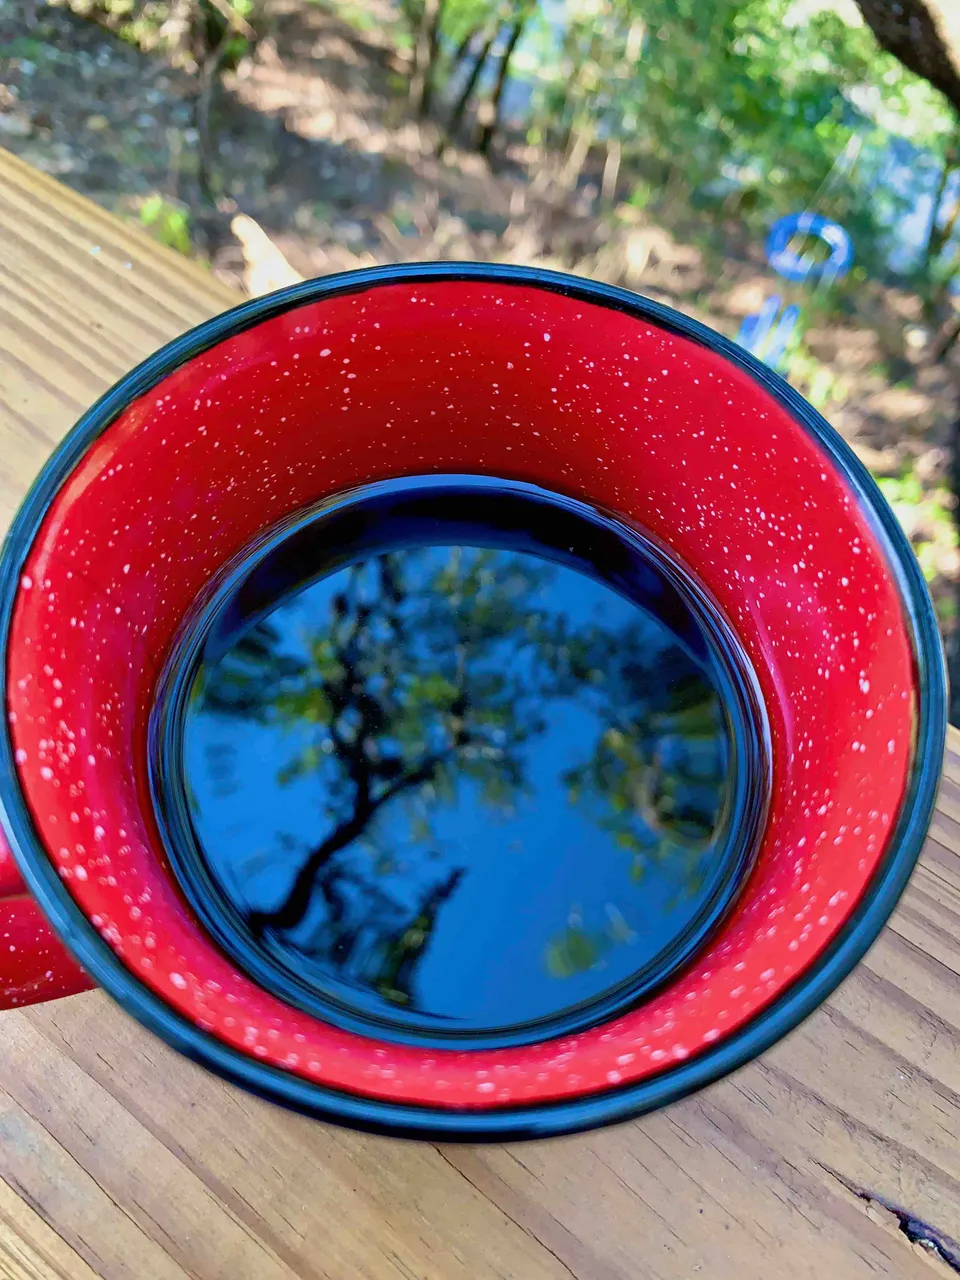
[247,750,455,936]
[853,0,960,116]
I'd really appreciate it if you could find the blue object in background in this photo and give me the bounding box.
[765,212,855,283]
[737,212,854,372]
[735,293,801,371]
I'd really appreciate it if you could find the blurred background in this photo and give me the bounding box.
[2,0,960,705]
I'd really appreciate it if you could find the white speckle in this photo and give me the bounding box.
[20,575,32,590]
[40,766,53,780]
[888,740,896,754]
[14,748,27,765]
[123,564,131,574]
[75,866,88,881]
[320,348,331,357]
[543,333,551,342]
[170,972,188,989]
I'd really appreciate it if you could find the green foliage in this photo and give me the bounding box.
[59,0,169,49]
[320,0,382,33]
[201,547,729,996]
[877,469,958,584]
[545,923,610,978]
[196,0,257,69]
[0,36,47,60]
[784,338,847,409]
[877,468,925,511]
[139,194,192,254]
[879,470,958,584]
[64,0,960,294]
[451,0,958,279]
[59,0,259,65]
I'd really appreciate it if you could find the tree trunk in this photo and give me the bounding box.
[939,186,960,258]
[451,21,481,72]
[552,26,605,179]
[398,0,420,38]
[476,11,528,157]
[853,0,960,115]
[550,15,586,153]
[442,18,501,149]
[409,0,446,118]
[857,1,960,721]
[247,751,451,935]
[930,312,960,364]
[924,155,954,264]
[601,137,622,205]
[599,17,643,207]
[559,116,596,192]
[195,39,227,205]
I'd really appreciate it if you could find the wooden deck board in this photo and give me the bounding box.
[1,144,958,1280]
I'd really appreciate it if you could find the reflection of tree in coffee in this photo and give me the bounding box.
[192,546,729,1013]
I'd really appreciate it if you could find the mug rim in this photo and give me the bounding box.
[0,262,946,1140]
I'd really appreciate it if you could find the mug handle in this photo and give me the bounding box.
[0,827,93,1009]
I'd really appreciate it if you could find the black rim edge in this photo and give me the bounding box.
[0,262,946,1142]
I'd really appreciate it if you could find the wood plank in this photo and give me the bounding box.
[0,148,234,537]
[0,1174,98,1280]
[1,143,960,1279]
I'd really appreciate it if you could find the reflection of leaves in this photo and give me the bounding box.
[546,901,642,980]
[200,547,563,1006]
[202,620,303,718]
[546,925,610,978]
[199,541,731,1006]
[561,680,726,892]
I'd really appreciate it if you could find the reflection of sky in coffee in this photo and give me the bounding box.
[183,539,737,1035]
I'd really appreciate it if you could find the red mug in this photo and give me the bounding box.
[0,265,944,1138]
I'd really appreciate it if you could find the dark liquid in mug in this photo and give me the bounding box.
[165,479,763,1046]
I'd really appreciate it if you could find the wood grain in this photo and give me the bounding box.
[1,144,959,1279]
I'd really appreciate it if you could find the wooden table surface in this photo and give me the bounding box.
[1,146,960,1280]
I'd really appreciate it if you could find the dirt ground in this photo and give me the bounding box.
[3,0,960,632]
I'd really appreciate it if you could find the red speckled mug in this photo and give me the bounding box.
[0,265,945,1139]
